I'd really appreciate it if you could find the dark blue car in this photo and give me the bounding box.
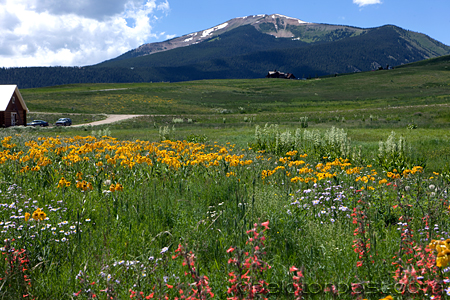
[27,120,49,127]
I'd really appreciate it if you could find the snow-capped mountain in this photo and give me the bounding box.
[111,14,319,60]
[92,13,450,83]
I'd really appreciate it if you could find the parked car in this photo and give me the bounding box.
[27,120,49,127]
[55,118,72,126]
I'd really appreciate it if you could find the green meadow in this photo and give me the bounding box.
[0,56,449,299]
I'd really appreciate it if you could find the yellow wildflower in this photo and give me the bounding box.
[20,166,30,173]
[429,239,450,268]
[76,180,92,191]
[110,183,123,192]
[58,177,70,188]
[436,251,449,268]
[32,208,47,221]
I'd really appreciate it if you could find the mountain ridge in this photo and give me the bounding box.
[109,14,357,61]
[106,14,449,63]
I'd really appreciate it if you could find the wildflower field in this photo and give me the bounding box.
[1,126,449,300]
[2,57,450,299]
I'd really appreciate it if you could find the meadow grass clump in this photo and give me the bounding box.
[186,133,208,144]
[91,127,112,138]
[251,124,352,161]
[251,124,430,175]
[251,123,300,156]
[304,126,351,159]
[377,131,425,172]
[158,125,171,140]
[172,117,184,124]
[299,116,308,128]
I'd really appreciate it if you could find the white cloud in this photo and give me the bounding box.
[353,0,382,7]
[157,0,170,14]
[0,0,171,67]
[31,0,146,21]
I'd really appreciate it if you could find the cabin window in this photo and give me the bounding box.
[12,96,15,104]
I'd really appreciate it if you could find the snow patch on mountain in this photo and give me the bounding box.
[202,22,229,38]
[272,14,309,23]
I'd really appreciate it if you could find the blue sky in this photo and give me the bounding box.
[0,0,449,67]
[155,0,450,44]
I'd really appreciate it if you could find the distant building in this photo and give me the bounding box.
[0,85,28,127]
[266,70,296,79]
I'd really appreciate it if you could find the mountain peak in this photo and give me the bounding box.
[262,14,310,24]
[246,14,313,38]
[195,13,315,40]
[118,14,314,59]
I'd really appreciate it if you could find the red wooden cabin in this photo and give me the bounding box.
[0,85,28,127]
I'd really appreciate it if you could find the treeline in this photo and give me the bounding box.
[0,67,144,89]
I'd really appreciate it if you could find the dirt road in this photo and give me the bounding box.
[72,114,145,127]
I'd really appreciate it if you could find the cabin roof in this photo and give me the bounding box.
[0,85,29,112]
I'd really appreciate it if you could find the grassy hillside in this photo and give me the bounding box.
[23,54,450,115]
